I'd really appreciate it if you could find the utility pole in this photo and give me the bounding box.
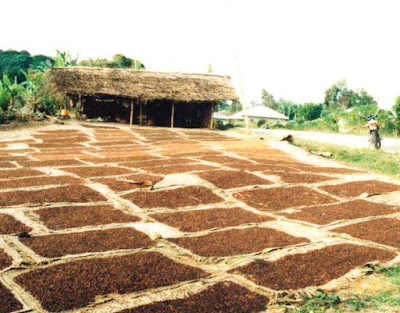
[235,56,250,133]
[222,0,250,133]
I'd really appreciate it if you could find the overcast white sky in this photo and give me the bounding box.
[2,0,400,108]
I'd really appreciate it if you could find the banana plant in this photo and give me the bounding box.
[0,80,10,110]
[1,74,27,108]
[54,50,78,68]
[32,59,53,73]
[132,59,145,70]
[21,70,44,92]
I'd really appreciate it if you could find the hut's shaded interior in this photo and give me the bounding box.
[75,95,214,128]
[173,101,213,128]
[81,97,129,122]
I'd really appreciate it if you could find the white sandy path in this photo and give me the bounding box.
[251,129,400,153]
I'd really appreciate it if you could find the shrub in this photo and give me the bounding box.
[270,123,285,129]
[214,120,225,130]
[257,119,266,127]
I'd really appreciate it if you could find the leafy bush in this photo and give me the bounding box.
[296,103,324,122]
[286,117,338,132]
[270,122,285,129]
[214,120,236,130]
[79,54,145,69]
[214,120,225,130]
[257,119,266,127]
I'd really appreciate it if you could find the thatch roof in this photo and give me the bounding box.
[48,67,238,102]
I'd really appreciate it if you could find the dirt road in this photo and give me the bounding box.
[253,129,400,152]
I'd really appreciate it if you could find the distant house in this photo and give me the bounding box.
[212,110,232,120]
[214,105,288,125]
[48,67,238,128]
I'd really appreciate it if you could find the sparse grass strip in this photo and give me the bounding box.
[289,265,400,312]
[292,139,400,178]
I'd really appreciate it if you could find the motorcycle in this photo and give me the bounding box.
[370,129,381,149]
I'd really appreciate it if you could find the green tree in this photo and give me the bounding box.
[357,89,376,106]
[112,54,133,68]
[0,50,33,83]
[324,80,347,107]
[79,54,145,69]
[319,105,347,132]
[79,58,108,67]
[275,98,298,120]
[296,103,324,122]
[31,55,54,71]
[0,50,54,80]
[377,109,397,136]
[227,100,242,113]
[393,96,400,134]
[261,89,277,110]
[324,80,377,108]
[215,102,227,112]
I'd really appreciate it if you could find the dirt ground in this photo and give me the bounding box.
[1,121,400,313]
[252,128,400,153]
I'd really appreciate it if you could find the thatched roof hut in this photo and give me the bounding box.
[48,67,238,128]
[48,67,238,102]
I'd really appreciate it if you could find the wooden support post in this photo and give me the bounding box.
[140,102,143,126]
[76,94,82,120]
[209,103,214,129]
[81,97,87,120]
[171,102,175,128]
[130,99,134,126]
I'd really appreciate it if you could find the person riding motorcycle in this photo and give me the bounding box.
[367,116,379,134]
[366,115,381,145]
[365,115,381,149]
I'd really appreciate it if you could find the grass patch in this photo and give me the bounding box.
[292,139,400,178]
[289,266,400,312]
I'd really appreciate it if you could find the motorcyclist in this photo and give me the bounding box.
[367,115,379,134]
[366,115,380,145]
